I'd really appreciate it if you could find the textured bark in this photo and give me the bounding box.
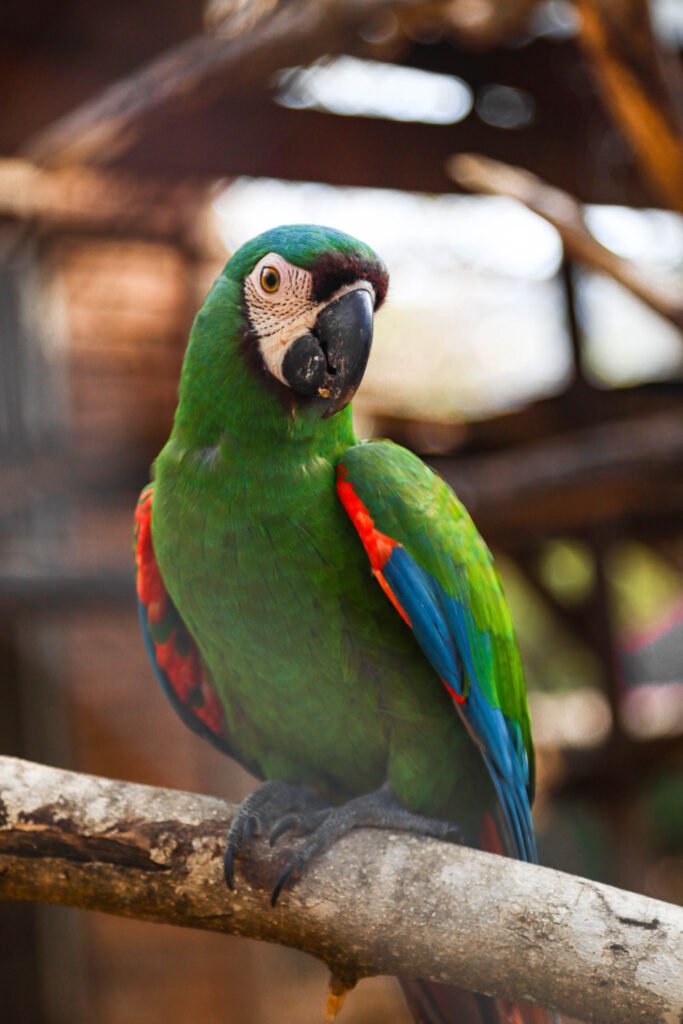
[0,757,682,1023]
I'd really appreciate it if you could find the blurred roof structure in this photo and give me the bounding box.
[1,0,679,208]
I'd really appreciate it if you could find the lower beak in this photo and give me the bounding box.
[282,288,374,417]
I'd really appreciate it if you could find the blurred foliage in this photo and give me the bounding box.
[608,541,682,634]
[644,771,683,853]
[496,553,603,693]
[537,538,595,607]
[496,540,683,695]
[538,801,615,885]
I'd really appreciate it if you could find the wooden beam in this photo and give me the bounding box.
[577,0,683,213]
[402,33,655,206]
[0,565,132,609]
[109,90,629,203]
[0,159,214,250]
[395,0,540,48]
[206,0,541,50]
[122,93,508,189]
[449,153,683,332]
[372,381,683,459]
[22,0,397,169]
[433,407,683,543]
[552,731,683,802]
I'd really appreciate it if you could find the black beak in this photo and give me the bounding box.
[282,288,374,417]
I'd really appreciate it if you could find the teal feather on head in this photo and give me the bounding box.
[223,223,389,306]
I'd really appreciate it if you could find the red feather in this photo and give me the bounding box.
[337,466,412,627]
[135,485,227,743]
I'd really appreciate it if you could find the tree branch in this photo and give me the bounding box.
[1,757,681,1022]
[448,153,683,332]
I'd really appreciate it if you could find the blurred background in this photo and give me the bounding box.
[1,0,682,1021]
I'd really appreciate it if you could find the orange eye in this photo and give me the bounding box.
[260,266,280,293]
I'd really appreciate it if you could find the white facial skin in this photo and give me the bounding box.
[243,253,375,388]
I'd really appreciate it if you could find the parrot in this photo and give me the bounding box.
[134,224,556,1024]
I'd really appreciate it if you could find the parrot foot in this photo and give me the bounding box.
[223,780,325,890]
[270,782,460,905]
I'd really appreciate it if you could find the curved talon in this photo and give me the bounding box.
[269,815,300,846]
[224,813,258,888]
[222,780,330,893]
[269,807,327,845]
[271,862,300,906]
[224,844,236,890]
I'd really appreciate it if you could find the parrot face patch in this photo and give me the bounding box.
[243,252,376,416]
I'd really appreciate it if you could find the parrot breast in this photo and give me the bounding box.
[150,432,493,828]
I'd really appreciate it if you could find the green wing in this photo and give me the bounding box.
[337,439,537,860]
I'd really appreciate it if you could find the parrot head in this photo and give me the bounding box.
[225,224,388,418]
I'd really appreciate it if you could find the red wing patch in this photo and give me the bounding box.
[134,485,227,741]
[135,486,167,623]
[337,467,399,571]
[337,467,412,628]
[338,468,471,706]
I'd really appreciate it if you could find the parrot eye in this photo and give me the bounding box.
[259,266,280,293]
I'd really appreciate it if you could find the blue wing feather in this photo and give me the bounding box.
[383,548,537,862]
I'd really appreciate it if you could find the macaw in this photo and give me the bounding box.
[135,224,555,1024]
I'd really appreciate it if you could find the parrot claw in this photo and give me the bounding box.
[224,845,236,890]
[271,862,301,906]
[224,812,260,888]
[269,783,461,904]
[269,816,296,846]
[223,780,326,891]
[226,781,460,903]
[269,808,328,846]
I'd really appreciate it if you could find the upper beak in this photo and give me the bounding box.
[282,288,374,417]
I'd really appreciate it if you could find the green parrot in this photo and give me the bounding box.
[135,224,553,1024]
